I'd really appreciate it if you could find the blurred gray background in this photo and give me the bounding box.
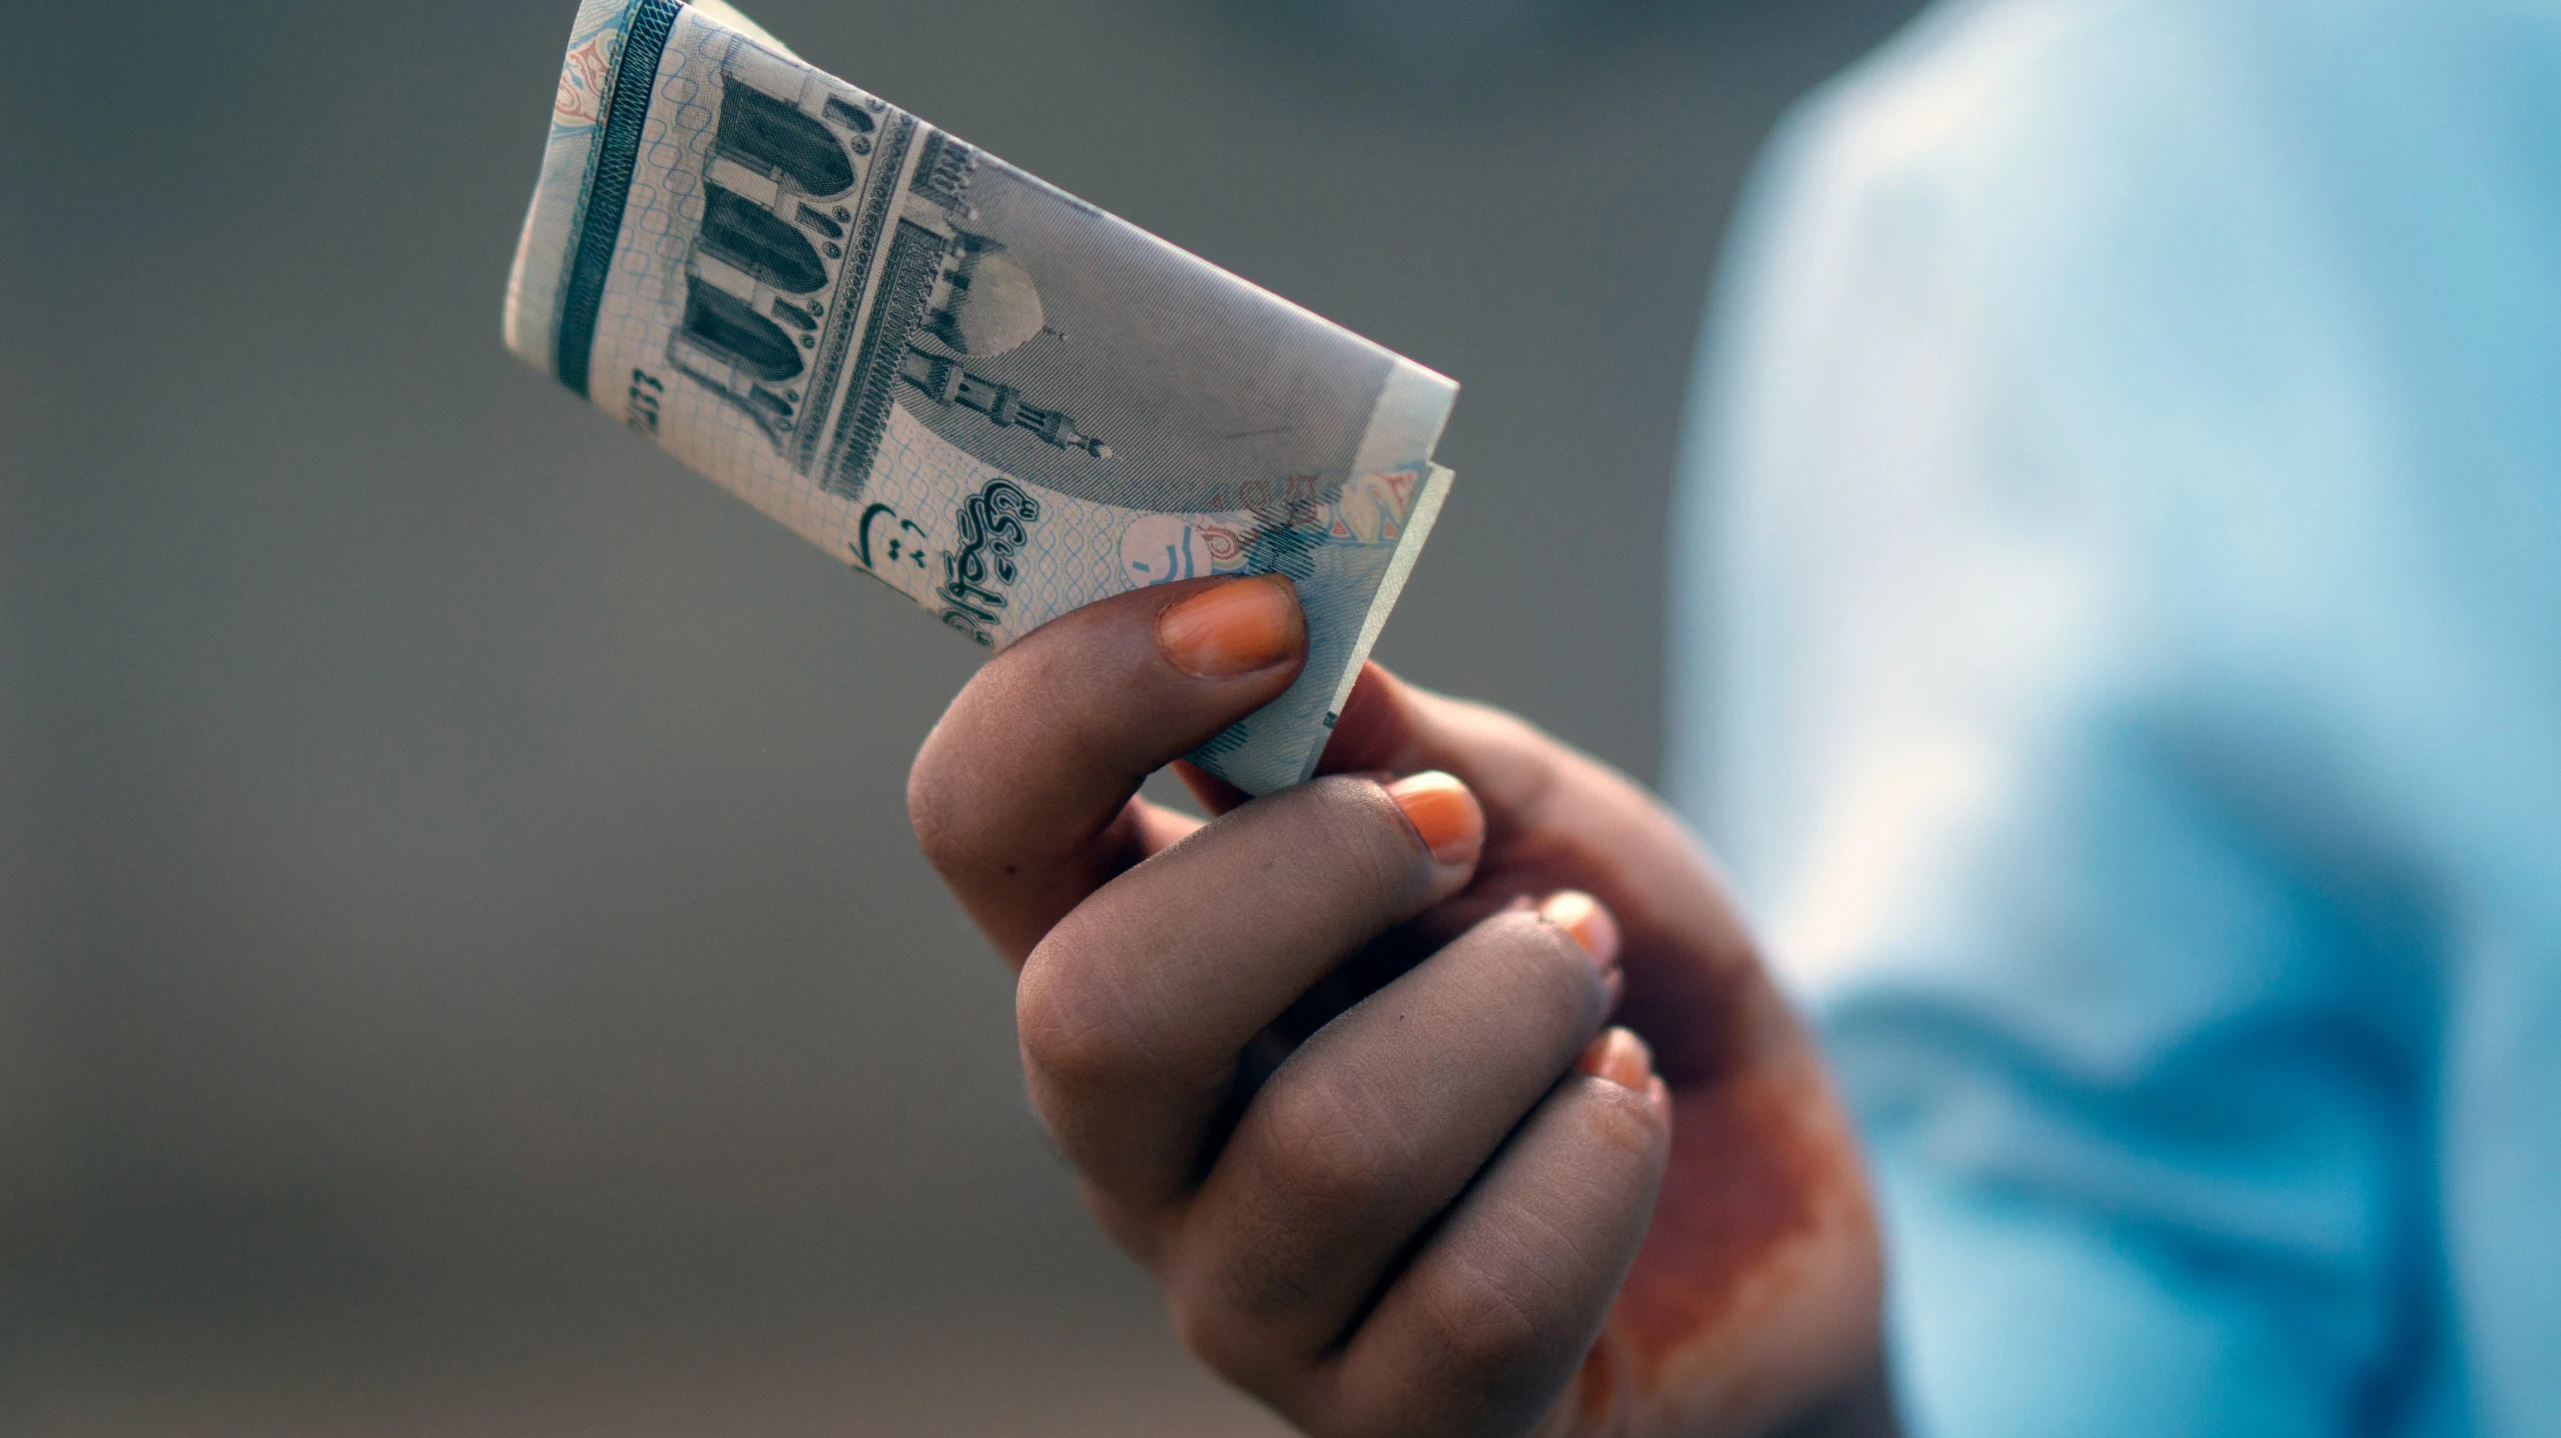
[0,0,1918,1431]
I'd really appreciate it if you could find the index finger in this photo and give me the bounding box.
[908,574,1308,964]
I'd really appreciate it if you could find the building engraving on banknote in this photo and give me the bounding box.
[788,108,913,469]
[645,37,894,460]
[606,27,1119,507]
[506,0,1459,793]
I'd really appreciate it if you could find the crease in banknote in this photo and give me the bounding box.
[504,0,1458,794]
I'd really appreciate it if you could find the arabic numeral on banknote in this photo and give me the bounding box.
[625,367,665,435]
[503,0,1457,793]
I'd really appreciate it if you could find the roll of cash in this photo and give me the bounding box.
[504,0,1458,793]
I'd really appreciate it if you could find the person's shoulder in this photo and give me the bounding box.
[1791,0,2136,164]
[1779,0,2561,224]
[1769,0,2240,225]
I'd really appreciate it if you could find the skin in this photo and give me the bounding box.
[908,576,1893,1438]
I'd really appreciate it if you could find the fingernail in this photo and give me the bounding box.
[1155,575,1302,678]
[1537,890,1620,973]
[1384,770,1482,866]
[1576,1027,1654,1093]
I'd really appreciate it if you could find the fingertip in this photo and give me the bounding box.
[1575,1027,1655,1093]
[1154,573,1305,678]
[1383,770,1484,867]
[1535,890,1621,972]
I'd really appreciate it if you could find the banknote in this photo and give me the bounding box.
[504,0,1457,793]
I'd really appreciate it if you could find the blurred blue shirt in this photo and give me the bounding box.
[1666,1,2561,1433]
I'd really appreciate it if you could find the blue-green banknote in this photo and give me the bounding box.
[505,0,1457,793]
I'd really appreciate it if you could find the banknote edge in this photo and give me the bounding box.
[1180,353,1455,792]
[681,0,794,54]
[1298,462,1455,785]
[551,0,686,399]
[505,0,643,366]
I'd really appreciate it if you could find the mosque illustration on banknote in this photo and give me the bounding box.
[653,42,1109,495]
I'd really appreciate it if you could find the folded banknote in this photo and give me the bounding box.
[504,0,1457,793]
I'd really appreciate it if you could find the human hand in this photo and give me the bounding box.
[908,575,1885,1437]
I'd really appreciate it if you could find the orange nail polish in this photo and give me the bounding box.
[1538,890,1620,972]
[1575,1027,1653,1092]
[1154,576,1303,678]
[1384,771,1482,866]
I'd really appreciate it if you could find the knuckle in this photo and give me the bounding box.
[905,741,989,879]
[1413,1257,1551,1385]
[1013,933,1144,1100]
[1166,1246,1317,1402]
[904,658,1063,881]
[1165,1272,1263,1386]
[1251,1075,1403,1232]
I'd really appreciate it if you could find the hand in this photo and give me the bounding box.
[908,575,1885,1437]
